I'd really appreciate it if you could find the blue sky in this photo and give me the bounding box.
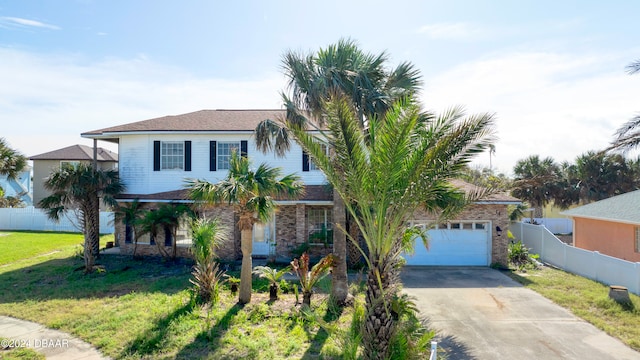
[2,1,639,174]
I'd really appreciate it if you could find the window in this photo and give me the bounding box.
[302,144,329,171]
[161,142,184,170]
[218,142,240,170]
[153,141,191,171]
[60,161,80,169]
[635,227,640,253]
[308,208,333,245]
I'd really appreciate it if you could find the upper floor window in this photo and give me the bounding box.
[302,144,329,172]
[161,142,184,170]
[60,161,80,169]
[153,140,191,172]
[209,140,247,171]
[218,142,240,170]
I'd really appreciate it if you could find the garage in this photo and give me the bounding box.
[403,221,491,266]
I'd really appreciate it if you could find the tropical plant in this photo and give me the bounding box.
[290,253,335,307]
[190,217,227,304]
[114,199,144,258]
[286,95,494,359]
[225,275,241,294]
[0,138,27,180]
[256,38,422,306]
[137,203,194,260]
[253,265,291,300]
[511,155,562,221]
[508,240,539,271]
[39,163,124,272]
[187,152,303,304]
[607,59,640,153]
[508,203,529,222]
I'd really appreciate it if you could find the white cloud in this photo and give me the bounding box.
[416,22,482,40]
[422,51,640,175]
[0,48,284,158]
[1,16,60,30]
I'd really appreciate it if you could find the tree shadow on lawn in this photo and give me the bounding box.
[299,301,344,359]
[172,303,243,359]
[0,254,192,303]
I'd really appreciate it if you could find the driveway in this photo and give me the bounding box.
[401,267,640,360]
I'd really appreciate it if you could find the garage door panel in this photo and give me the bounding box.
[404,227,490,266]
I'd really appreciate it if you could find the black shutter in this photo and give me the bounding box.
[125,223,132,244]
[302,151,310,172]
[153,141,161,171]
[210,141,217,171]
[240,140,248,158]
[164,226,172,246]
[184,141,192,171]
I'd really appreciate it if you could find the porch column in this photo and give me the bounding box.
[295,203,306,245]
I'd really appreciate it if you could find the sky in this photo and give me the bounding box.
[1,0,639,175]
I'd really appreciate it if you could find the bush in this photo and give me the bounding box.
[508,240,539,270]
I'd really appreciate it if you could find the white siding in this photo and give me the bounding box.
[118,133,327,195]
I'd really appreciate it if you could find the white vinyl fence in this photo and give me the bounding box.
[0,207,114,234]
[522,218,573,234]
[510,222,640,295]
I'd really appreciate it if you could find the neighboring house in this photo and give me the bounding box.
[81,109,519,266]
[561,190,640,262]
[30,145,118,208]
[0,165,32,206]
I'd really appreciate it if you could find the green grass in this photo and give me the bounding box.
[0,231,355,359]
[0,231,85,266]
[507,266,640,351]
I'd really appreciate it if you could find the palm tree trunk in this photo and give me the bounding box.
[239,227,253,304]
[89,194,100,259]
[82,208,96,273]
[362,258,397,360]
[302,291,312,307]
[331,188,349,305]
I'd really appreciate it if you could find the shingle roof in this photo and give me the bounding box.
[117,185,333,202]
[450,179,521,203]
[560,190,640,225]
[82,109,286,136]
[30,145,118,161]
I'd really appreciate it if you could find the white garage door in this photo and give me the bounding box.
[403,221,491,266]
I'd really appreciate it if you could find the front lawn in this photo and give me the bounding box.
[507,266,640,351]
[0,231,85,266]
[0,232,355,359]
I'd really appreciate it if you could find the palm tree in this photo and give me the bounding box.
[191,217,227,304]
[0,138,27,180]
[287,95,495,359]
[608,59,640,152]
[255,38,421,305]
[186,152,304,304]
[153,203,194,260]
[488,144,496,171]
[40,163,124,272]
[114,199,144,258]
[511,155,562,221]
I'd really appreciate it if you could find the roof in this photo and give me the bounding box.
[116,185,333,203]
[560,190,640,225]
[450,179,521,204]
[30,145,118,162]
[82,109,286,136]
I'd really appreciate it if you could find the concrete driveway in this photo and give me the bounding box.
[401,267,640,360]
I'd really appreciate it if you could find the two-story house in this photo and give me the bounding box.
[30,144,118,208]
[82,109,519,266]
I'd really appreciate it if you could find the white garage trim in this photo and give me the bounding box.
[404,220,492,266]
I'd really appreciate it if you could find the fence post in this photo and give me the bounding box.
[594,251,600,282]
[430,341,438,360]
[636,263,640,295]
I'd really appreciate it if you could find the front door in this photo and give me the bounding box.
[252,219,274,257]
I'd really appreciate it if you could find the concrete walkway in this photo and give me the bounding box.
[402,267,640,360]
[0,316,109,360]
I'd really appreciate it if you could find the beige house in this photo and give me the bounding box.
[82,109,520,266]
[30,145,118,208]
